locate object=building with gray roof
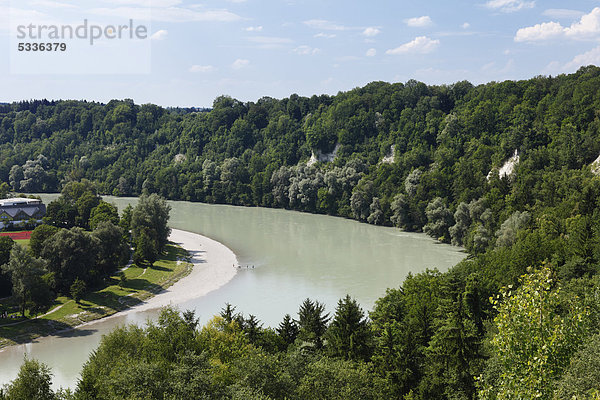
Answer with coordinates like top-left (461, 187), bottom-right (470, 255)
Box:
top-left (0, 198), bottom-right (46, 229)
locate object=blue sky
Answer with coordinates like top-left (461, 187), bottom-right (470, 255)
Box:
top-left (1, 0), bottom-right (600, 107)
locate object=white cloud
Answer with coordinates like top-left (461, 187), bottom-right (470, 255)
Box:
top-left (303, 19), bottom-right (348, 31)
top-left (564, 45), bottom-right (600, 70)
top-left (544, 45), bottom-right (600, 74)
top-left (515, 21), bottom-right (564, 42)
top-left (405, 16), bottom-right (433, 28)
top-left (542, 9), bottom-right (586, 19)
top-left (293, 45), bottom-right (320, 55)
top-left (189, 65), bottom-right (216, 73)
top-left (362, 27), bottom-right (380, 37)
top-left (150, 29), bottom-right (168, 40)
top-left (565, 7), bottom-right (600, 38)
top-left (314, 32), bottom-right (336, 38)
top-left (515, 7), bottom-right (600, 42)
top-left (245, 26), bottom-right (263, 32)
top-left (461, 22), bottom-right (470, 29)
top-left (89, 7), bottom-right (241, 23)
top-left (386, 36), bottom-right (439, 55)
top-left (366, 48), bottom-right (376, 57)
top-left (232, 59), bottom-right (250, 69)
top-left (485, 0), bottom-right (535, 13)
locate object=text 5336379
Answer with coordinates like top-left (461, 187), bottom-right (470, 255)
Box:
top-left (17, 43), bottom-right (67, 52)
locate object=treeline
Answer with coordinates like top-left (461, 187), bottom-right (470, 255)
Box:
top-left (0, 181), bottom-right (171, 316)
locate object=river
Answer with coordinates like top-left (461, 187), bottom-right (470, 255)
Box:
top-left (0, 196), bottom-right (466, 389)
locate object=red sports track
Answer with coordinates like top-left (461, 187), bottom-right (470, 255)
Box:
top-left (0, 231), bottom-right (32, 240)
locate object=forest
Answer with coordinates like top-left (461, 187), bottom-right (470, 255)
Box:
top-left (2, 66), bottom-right (600, 398)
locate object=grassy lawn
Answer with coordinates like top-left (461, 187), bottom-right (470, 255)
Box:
top-left (14, 239), bottom-right (30, 247)
top-left (0, 243), bottom-right (192, 349)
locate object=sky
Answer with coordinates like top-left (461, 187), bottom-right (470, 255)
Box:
top-left (1, 0), bottom-right (600, 107)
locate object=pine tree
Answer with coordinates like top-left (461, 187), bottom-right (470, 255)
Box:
top-left (325, 295), bottom-right (372, 361)
top-left (244, 314), bottom-right (262, 344)
top-left (297, 298), bottom-right (330, 349)
top-left (277, 314), bottom-right (299, 346)
top-left (422, 272), bottom-right (482, 399)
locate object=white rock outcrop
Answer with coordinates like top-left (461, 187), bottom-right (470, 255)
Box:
top-left (381, 145), bottom-right (395, 164)
top-left (307, 143), bottom-right (340, 166)
top-left (487, 150), bottom-right (519, 181)
top-left (173, 153), bottom-right (187, 164)
top-left (591, 153), bottom-right (600, 175)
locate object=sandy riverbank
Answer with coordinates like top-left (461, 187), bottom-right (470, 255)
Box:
top-left (134, 228), bottom-right (239, 311)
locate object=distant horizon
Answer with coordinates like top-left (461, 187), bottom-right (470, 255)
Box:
top-left (1, 65), bottom-right (595, 109)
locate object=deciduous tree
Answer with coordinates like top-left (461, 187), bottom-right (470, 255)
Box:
top-left (2, 245), bottom-right (52, 316)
